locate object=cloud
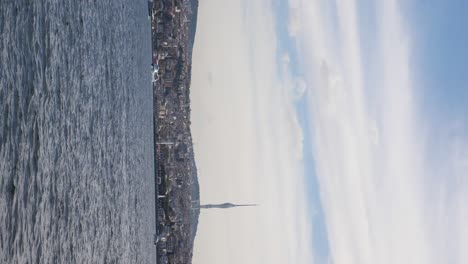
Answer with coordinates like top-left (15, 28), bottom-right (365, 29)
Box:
top-left (190, 0), bottom-right (468, 263)
top-left (291, 0), bottom-right (468, 263)
top-left (288, 7), bottom-right (301, 37)
top-left (281, 52), bottom-right (307, 100)
top-left (292, 78), bottom-right (307, 100)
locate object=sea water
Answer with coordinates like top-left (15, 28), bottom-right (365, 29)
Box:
top-left (0, 0), bottom-right (156, 263)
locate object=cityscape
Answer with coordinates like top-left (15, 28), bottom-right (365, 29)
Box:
top-left (150, 1), bottom-right (200, 263)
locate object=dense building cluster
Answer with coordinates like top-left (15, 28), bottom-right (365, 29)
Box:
top-left (150, 0), bottom-right (200, 263)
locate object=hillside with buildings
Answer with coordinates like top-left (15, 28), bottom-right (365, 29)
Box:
top-left (150, 0), bottom-right (200, 263)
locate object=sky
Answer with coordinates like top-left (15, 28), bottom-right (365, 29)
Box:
top-left (190, 0), bottom-right (468, 263)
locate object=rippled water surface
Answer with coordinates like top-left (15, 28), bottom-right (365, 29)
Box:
top-left (0, 1), bottom-right (156, 263)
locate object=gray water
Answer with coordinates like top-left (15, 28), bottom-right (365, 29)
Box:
top-left (0, 1), bottom-right (156, 263)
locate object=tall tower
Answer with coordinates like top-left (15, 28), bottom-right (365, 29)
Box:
top-left (198, 203), bottom-right (257, 209)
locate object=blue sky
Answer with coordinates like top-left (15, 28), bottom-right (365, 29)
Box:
top-left (273, 0), bottom-right (468, 263)
top-left (275, 0), bottom-right (468, 119)
top-left (272, 1), bottom-right (330, 255)
top-left (407, 0), bottom-right (468, 121)
top-left (273, 0), bottom-right (330, 260)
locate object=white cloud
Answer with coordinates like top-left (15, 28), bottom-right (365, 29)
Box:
top-left (288, 7), bottom-right (302, 37)
top-left (291, 0), bottom-right (468, 263)
top-left (281, 53), bottom-right (307, 100)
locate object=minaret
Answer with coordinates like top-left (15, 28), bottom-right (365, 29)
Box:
top-left (198, 203), bottom-right (258, 209)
